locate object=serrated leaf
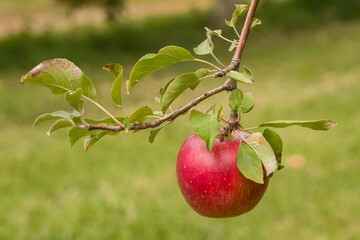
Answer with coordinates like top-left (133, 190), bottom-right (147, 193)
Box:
top-left (33, 111), bottom-right (72, 127)
top-left (237, 143), bottom-right (264, 184)
top-left (20, 58), bottom-right (97, 100)
top-left (187, 107), bottom-right (220, 151)
top-left (258, 120), bottom-right (337, 130)
top-left (126, 106), bottom-right (153, 124)
top-left (65, 88), bottom-right (84, 114)
top-left (245, 132), bottom-right (278, 176)
top-left (68, 127), bottom-right (91, 147)
top-left (225, 4), bottom-right (249, 28)
top-left (47, 119), bottom-right (73, 136)
top-left (127, 46), bottom-right (194, 93)
top-left (193, 38), bottom-right (214, 55)
top-left (228, 89), bottom-right (243, 112)
top-left (226, 66), bottom-right (254, 84)
top-left (263, 129), bottom-right (283, 165)
top-left (240, 92), bottom-right (255, 113)
top-left (160, 70), bottom-right (210, 113)
top-left (148, 122), bottom-right (171, 143)
top-left (103, 63), bottom-right (123, 107)
top-left (251, 18), bottom-right (262, 29)
top-left (84, 130), bottom-right (110, 151)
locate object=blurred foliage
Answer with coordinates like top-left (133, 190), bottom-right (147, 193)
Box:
top-left (1, 0), bottom-right (359, 74)
top-left (0, 11), bottom-right (208, 75)
top-left (256, 0), bottom-right (360, 29)
top-left (56, 0), bottom-right (124, 21)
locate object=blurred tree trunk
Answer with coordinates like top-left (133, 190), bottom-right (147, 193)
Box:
top-left (212, 0), bottom-right (236, 27)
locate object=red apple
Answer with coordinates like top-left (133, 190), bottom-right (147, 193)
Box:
top-left (177, 132), bottom-right (269, 218)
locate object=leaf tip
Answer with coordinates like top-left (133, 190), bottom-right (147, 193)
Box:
top-left (84, 138), bottom-right (90, 151)
top-left (19, 76), bottom-right (25, 86)
top-left (326, 120), bottom-right (337, 129)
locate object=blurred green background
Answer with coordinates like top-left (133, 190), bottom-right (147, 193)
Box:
top-left (0, 0), bottom-right (359, 239)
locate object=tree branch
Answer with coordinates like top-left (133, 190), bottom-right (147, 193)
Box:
top-left (214, 0), bottom-right (260, 78)
top-left (85, 85), bottom-right (226, 132)
top-left (83, 0), bottom-right (260, 136)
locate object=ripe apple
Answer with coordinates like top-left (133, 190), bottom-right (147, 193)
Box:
top-left (177, 132), bottom-right (269, 218)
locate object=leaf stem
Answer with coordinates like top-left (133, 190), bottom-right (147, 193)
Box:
top-left (83, 96), bottom-right (124, 128)
top-left (215, 34), bottom-right (238, 44)
top-left (211, 53), bottom-right (226, 68)
top-left (87, 85), bottom-right (226, 132)
top-left (193, 58), bottom-right (221, 71)
top-left (233, 26), bottom-right (241, 39)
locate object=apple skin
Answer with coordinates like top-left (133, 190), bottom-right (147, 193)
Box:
top-left (177, 133), bottom-right (269, 218)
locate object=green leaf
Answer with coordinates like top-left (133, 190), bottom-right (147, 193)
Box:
top-left (229, 41), bottom-right (238, 52)
top-left (228, 89), bottom-right (243, 112)
top-left (84, 130), bottom-right (110, 151)
top-left (127, 46), bottom-right (194, 93)
top-left (225, 4), bottom-right (249, 27)
top-left (103, 63), bottom-right (123, 107)
top-left (205, 27), bottom-right (222, 37)
top-left (217, 104), bottom-right (223, 121)
top-left (263, 129), bottom-right (283, 165)
top-left (126, 106), bottom-right (153, 123)
top-left (187, 107), bottom-right (220, 151)
top-left (237, 143), bottom-right (264, 184)
top-left (240, 92), bottom-right (255, 113)
top-left (160, 70), bottom-right (210, 113)
top-left (68, 127), bottom-right (91, 147)
top-left (148, 122), bottom-right (170, 143)
top-left (193, 38), bottom-right (214, 55)
top-left (195, 68), bottom-right (211, 78)
top-left (69, 108), bottom-right (81, 117)
top-left (20, 58), bottom-right (97, 100)
top-left (226, 66), bottom-right (254, 84)
top-left (245, 132), bottom-right (278, 176)
top-left (251, 18), bottom-right (262, 29)
top-left (214, 29), bottom-right (222, 35)
top-left (258, 119), bottom-right (337, 130)
top-left (189, 109), bottom-right (203, 120)
top-left (33, 111), bottom-right (72, 127)
top-left (47, 119), bottom-right (73, 136)
top-left (64, 88), bottom-right (84, 114)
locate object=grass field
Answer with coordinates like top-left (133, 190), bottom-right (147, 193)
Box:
top-left (0, 5), bottom-right (360, 240)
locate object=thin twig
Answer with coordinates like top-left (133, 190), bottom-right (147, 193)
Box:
top-left (84, 85), bottom-right (226, 132)
top-left (83, 0), bottom-right (260, 136)
top-left (214, 0), bottom-right (260, 78)
top-left (193, 58), bottom-right (221, 71)
top-left (83, 96), bottom-right (125, 128)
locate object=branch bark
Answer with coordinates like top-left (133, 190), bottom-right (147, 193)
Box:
top-left (85, 85), bottom-right (226, 132)
top-left (218, 0), bottom-right (260, 140)
top-left (214, 0), bottom-right (260, 78)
